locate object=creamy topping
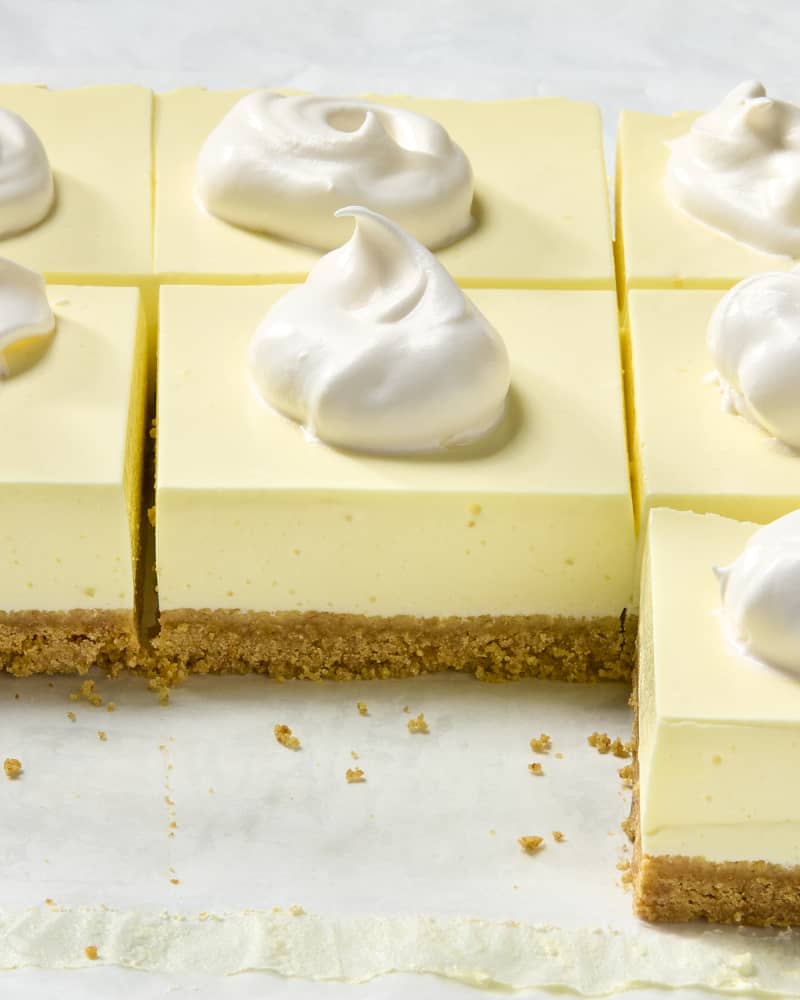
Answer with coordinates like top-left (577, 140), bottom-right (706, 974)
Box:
top-left (715, 510), bottom-right (800, 676)
top-left (707, 270), bottom-right (800, 448)
top-left (666, 81), bottom-right (800, 256)
top-left (249, 207), bottom-right (509, 454)
top-left (0, 108), bottom-right (54, 238)
top-left (196, 91), bottom-right (473, 250)
top-left (0, 258), bottom-right (55, 378)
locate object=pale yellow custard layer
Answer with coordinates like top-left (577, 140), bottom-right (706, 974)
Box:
top-left (155, 90), bottom-right (614, 288)
top-left (639, 509), bottom-right (800, 866)
top-left (156, 287), bottom-right (633, 617)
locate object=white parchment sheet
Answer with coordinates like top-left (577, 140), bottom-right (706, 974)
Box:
top-left (1, 672), bottom-right (798, 997)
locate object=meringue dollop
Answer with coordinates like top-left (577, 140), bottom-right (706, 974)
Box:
top-left (196, 91), bottom-right (473, 251)
top-left (0, 257), bottom-right (55, 378)
top-left (248, 207), bottom-right (510, 454)
top-left (666, 81), bottom-right (800, 257)
top-left (707, 270), bottom-right (800, 449)
top-left (0, 108), bottom-right (54, 238)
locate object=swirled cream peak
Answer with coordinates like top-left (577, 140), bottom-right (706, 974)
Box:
top-left (707, 270), bottom-right (800, 448)
top-left (0, 258), bottom-right (55, 378)
top-left (196, 91), bottom-right (473, 251)
top-left (666, 81), bottom-right (800, 256)
top-left (715, 511), bottom-right (800, 676)
top-left (0, 108), bottom-right (54, 238)
top-left (249, 207), bottom-right (510, 454)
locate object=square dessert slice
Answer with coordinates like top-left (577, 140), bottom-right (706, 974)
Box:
top-left (627, 289), bottom-right (800, 532)
top-left (633, 508), bottom-right (800, 926)
top-left (154, 286), bottom-right (634, 681)
top-left (0, 86), bottom-right (155, 325)
top-left (155, 90), bottom-right (613, 289)
top-left (616, 109), bottom-right (798, 291)
top-left (0, 286), bottom-right (147, 675)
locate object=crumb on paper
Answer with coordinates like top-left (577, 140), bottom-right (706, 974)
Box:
top-left (350, 750), bottom-right (359, 760)
top-left (289, 904), bottom-right (305, 916)
top-left (587, 731), bottom-right (612, 753)
top-left (97, 731), bottom-right (107, 742)
top-left (274, 724), bottom-right (301, 750)
top-left (611, 738), bottom-right (632, 759)
top-left (106, 702), bottom-right (116, 713)
top-left (552, 830), bottom-right (565, 843)
top-left (346, 767), bottom-right (365, 783)
top-left (45, 898), bottom-right (55, 907)
top-left (518, 835), bottom-right (544, 855)
top-left (69, 680), bottom-right (103, 707)
top-left (528, 762), bottom-right (544, 776)
top-left (356, 701), bottom-right (368, 716)
top-left (402, 705), bottom-right (410, 714)
top-left (3, 758), bottom-right (22, 780)
top-left (618, 763), bottom-right (634, 787)
top-left (84, 945), bottom-right (99, 961)
top-left (170, 878), bottom-right (180, 886)
top-left (529, 733), bottom-right (551, 754)
top-left (407, 712), bottom-right (428, 734)
top-left (147, 680), bottom-right (170, 706)
top-left (67, 711), bottom-right (76, 722)
top-left (554, 752), bottom-right (564, 759)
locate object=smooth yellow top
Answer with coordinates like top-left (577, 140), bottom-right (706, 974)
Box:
top-left (155, 90), bottom-right (614, 288)
top-left (156, 286), bottom-right (633, 616)
top-left (0, 286), bottom-right (146, 611)
top-left (0, 85), bottom-right (152, 279)
top-left (638, 509), bottom-right (800, 864)
top-left (616, 110), bottom-right (798, 289)
top-left (629, 289), bottom-right (800, 528)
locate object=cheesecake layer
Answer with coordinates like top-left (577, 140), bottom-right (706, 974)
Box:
top-left (615, 110), bottom-right (798, 291)
top-left (0, 86), bottom-right (154, 322)
top-left (155, 91), bottom-right (614, 288)
top-left (156, 286), bottom-right (634, 675)
top-left (155, 609), bottom-right (634, 683)
top-left (634, 508), bottom-right (800, 924)
top-left (0, 286), bottom-right (147, 674)
top-left (628, 290), bottom-right (800, 533)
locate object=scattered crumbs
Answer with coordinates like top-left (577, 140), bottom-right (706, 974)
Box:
top-left (356, 701), bottom-right (368, 716)
top-left (407, 712), bottom-right (429, 734)
top-left (552, 830), bottom-right (565, 843)
top-left (106, 702), bottom-right (116, 713)
top-left (147, 680), bottom-right (170, 706)
top-left (3, 758), bottom-right (22, 780)
top-left (528, 762), bottom-right (544, 776)
top-left (518, 835), bottom-right (544, 855)
top-left (529, 733), bottom-right (551, 754)
top-left (170, 878), bottom-right (181, 886)
top-left (147, 506), bottom-right (156, 527)
top-left (611, 738), bottom-right (632, 759)
top-left (402, 705), bottom-right (410, 714)
top-left (618, 764), bottom-right (635, 787)
top-left (69, 680), bottom-right (103, 707)
top-left (67, 711), bottom-right (76, 722)
top-left (346, 767), bottom-right (366, 783)
top-left (350, 751), bottom-right (359, 760)
top-left (97, 731), bottom-right (107, 742)
top-left (712, 753), bottom-right (723, 765)
top-left (617, 860), bottom-right (634, 888)
top-left (45, 898), bottom-right (55, 907)
top-left (587, 731), bottom-right (612, 754)
top-left (554, 752), bottom-right (564, 760)
top-left (289, 904), bottom-right (305, 917)
top-left (84, 945), bottom-right (99, 961)
top-left (274, 724), bottom-right (301, 750)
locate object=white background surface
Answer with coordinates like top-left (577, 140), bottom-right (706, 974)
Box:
top-left (2, 1), bottom-right (800, 996)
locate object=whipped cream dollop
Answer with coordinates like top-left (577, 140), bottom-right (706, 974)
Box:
top-left (0, 257), bottom-right (55, 378)
top-left (715, 510), bottom-right (800, 676)
top-left (196, 91), bottom-right (473, 251)
top-left (0, 108), bottom-right (54, 238)
top-left (666, 81), bottom-right (800, 257)
top-left (249, 207), bottom-right (510, 454)
top-left (707, 270), bottom-right (800, 448)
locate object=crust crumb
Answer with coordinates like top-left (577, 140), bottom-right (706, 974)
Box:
top-left (528, 762), bottom-right (544, 776)
top-left (346, 767), bottom-right (365, 783)
top-left (402, 705), bottom-right (410, 713)
top-left (407, 712), bottom-right (429, 734)
top-left (587, 731), bottom-right (612, 753)
top-left (97, 730), bottom-right (107, 742)
top-left (69, 680), bottom-right (103, 707)
top-left (356, 701), bottom-right (368, 716)
top-left (274, 724), bottom-right (301, 750)
top-left (67, 711), bottom-right (76, 722)
top-left (350, 750), bottom-right (359, 760)
top-left (611, 738), bottom-right (632, 759)
top-left (529, 733), bottom-right (551, 754)
top-left (170, 878), bottom-right (180, 886)
top-left (618, 763), bottom-right (634, 787)
top-left (518, 835), bottom-right (544, 855)
top-left (84, 945), bottom-right (99, 961)
top-left (3, 757), bottom-right (22, 780)
top-left (554, 752), bottom-right (564, 759)
top-left (106, 702), bottom-right (116, 713)
top-left (147, 680), bottom-right (170, 706)
top-left (552, 830), bottom-right (565, 843)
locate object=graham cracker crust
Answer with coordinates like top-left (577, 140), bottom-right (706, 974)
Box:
top-left (153, 608), bottom-right (635, 685)
top-left (628, 667), bottom-right (800, 927)
top-left (0, 609), bottom-right (140, 678)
